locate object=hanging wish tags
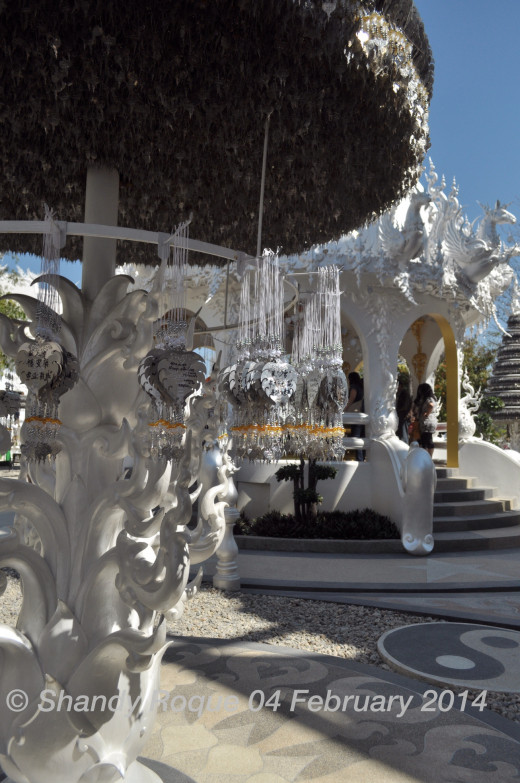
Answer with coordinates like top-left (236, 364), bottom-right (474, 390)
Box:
top-left (48, 351), bottom-right (80, 399)
top-left (317, 369), bottom-right (349, 411)
top-left (16, 340), bottom-right (64, 393)
top-left (226, 364), bottom-right (237, 394)
top-left (242, 360), bottom-right (261, 399)
top-left (230, 360), bottom-right (251, 404)
top-left (225, 362), bottom-right (247, 405)
top-left (260, 361), bottom-right (298, 404)
top-left (247, 362), bottom-right (269, 404)
top-left (292, 374), bottom-right (306, 410)
top-left (218, 365), bottom-right (239, 406)
top-left (331, 369), bottom-right (349, 410)
top-left (305, 369), bottom-right (322, 409)
top-left (138, 350), bottom-right (163, 403)
top-left (157, 349), bottom-right (206, 405)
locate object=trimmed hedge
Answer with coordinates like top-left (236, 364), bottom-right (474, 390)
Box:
top-left (235, 508), bottom-right (399, 540)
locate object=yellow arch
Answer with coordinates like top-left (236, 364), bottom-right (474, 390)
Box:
top-left (430, 314), bottom-right (459, 468)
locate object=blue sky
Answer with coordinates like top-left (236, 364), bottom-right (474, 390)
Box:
top-left (415, 0), bottom-right (520, 223)
top-left (7, 2), bottom-right (520, 286)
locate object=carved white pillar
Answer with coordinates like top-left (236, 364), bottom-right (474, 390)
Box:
top-left (81, 166), bottom-right (119, 301)
top-left (0, 273), bottom-right (227, 783)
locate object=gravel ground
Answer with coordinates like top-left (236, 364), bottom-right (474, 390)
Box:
top-left (1, 575), bottom-right (519, 725)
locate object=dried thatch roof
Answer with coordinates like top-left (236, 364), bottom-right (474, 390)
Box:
top-left (0, 0), bottom-right (433, 265)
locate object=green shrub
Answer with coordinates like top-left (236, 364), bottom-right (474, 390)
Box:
top-left (235, 508), bottom-right (399, 540)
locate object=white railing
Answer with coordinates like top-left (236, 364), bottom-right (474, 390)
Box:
top-left (342, 412), bottom-right (370, 452)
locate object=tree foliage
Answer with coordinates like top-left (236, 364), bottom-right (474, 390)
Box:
top-left (275, 458), bottom-right (337, 522)
top-left (434, 336), bottom-right (505, 445)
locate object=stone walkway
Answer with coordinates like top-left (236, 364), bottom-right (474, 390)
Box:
top-left (141, 636), bottom-right (520, 782)
top-left (136, 546), bottom-right (520, 782)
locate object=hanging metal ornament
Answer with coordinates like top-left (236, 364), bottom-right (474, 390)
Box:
top-left (15, 207), bottom-right (79, 461)
top-left (16, 341), bottom-right (79, 461)
top-left (260, 361), bottom-right (298, 406)
top-left (16, 338), bottom-right (64, 461)
top-left (223, 253), bottom-right (296, 461)
top-left (289, 266), bottom-right (347, 460)
top-left (138, 222), bottom-right (206, 461)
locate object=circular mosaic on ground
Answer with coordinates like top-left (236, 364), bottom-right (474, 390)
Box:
top-left (378, 622), bottom-right (520, 692)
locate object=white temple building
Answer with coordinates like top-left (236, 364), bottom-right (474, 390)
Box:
top-left (173, 163), bottom-right (520, 555)
top-left (3, 165), bottom-right (520, 556)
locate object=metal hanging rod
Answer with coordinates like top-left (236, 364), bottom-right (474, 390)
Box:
top-left (0, 220), bottom-right (248, 263)
top-left (0, 218), bottom-right (300, 334)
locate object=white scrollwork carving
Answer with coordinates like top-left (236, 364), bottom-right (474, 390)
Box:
top-left (458, 367), bottom-right (483, 441)
top-left (0, 274), bottom-right (225, 783)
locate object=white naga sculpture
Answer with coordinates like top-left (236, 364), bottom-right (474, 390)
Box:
top-left (287, 161), bottom-right (520, 333)
top-left (400, 443), bottom-right (436, 555)
top-left (379, 189), bottom-right (431, 268)
top-left (0, 273), bottom-right (228, 783)
top-left (458, 367), bottom-right (483, 441)
top-left (443, 200), bottom-right (519, 284)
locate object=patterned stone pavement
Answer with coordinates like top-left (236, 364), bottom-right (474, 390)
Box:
top-left (140, 637), bottom-right (520, 783)
top-left (139, 544), bottom-right (520, 781)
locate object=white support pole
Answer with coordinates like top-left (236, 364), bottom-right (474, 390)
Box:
top-left (82, 166), bottom-right (120, 301)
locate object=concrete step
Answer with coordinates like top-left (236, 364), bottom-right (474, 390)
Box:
top-left (433, 525), bottom-right (520, 552)
top-left (432, 461), bottom-right (519, 549)
top-left (433, 486), bottom-right (496, 503)
top-left (235, 525), bottom-right (520, 554)
top-left (435, 477), bottom-right (474, 491)
top-left (433, 498), bottom-right (510, 517)
top-left (433, 510), bottom-right (520, 533)
top-left (434, 467), bottom-right (458, 479)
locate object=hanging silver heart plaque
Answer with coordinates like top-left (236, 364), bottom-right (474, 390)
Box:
top-left (157, 349), bottom-right (206, 405)
top-left (16, 340), bottom-right (64, 393)
top-left (260, 361), bottom-right (298, 404)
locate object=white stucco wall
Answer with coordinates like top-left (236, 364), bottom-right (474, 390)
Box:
top-left (236, 460), bottom-right (373, 518)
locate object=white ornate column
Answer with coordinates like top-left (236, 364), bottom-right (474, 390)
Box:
top-left (0, 269), bottom-right (227, 783)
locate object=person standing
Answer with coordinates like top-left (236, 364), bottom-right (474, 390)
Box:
top-left (395, 374), bottom-right (412, 443)
top-left (345, 371), bottom-right (364, 461)
top-left (413, 383), bottom-right (437, 457)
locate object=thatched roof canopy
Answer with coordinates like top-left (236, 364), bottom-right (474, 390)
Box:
top-left (0, 0), bottom-right (433, 264)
